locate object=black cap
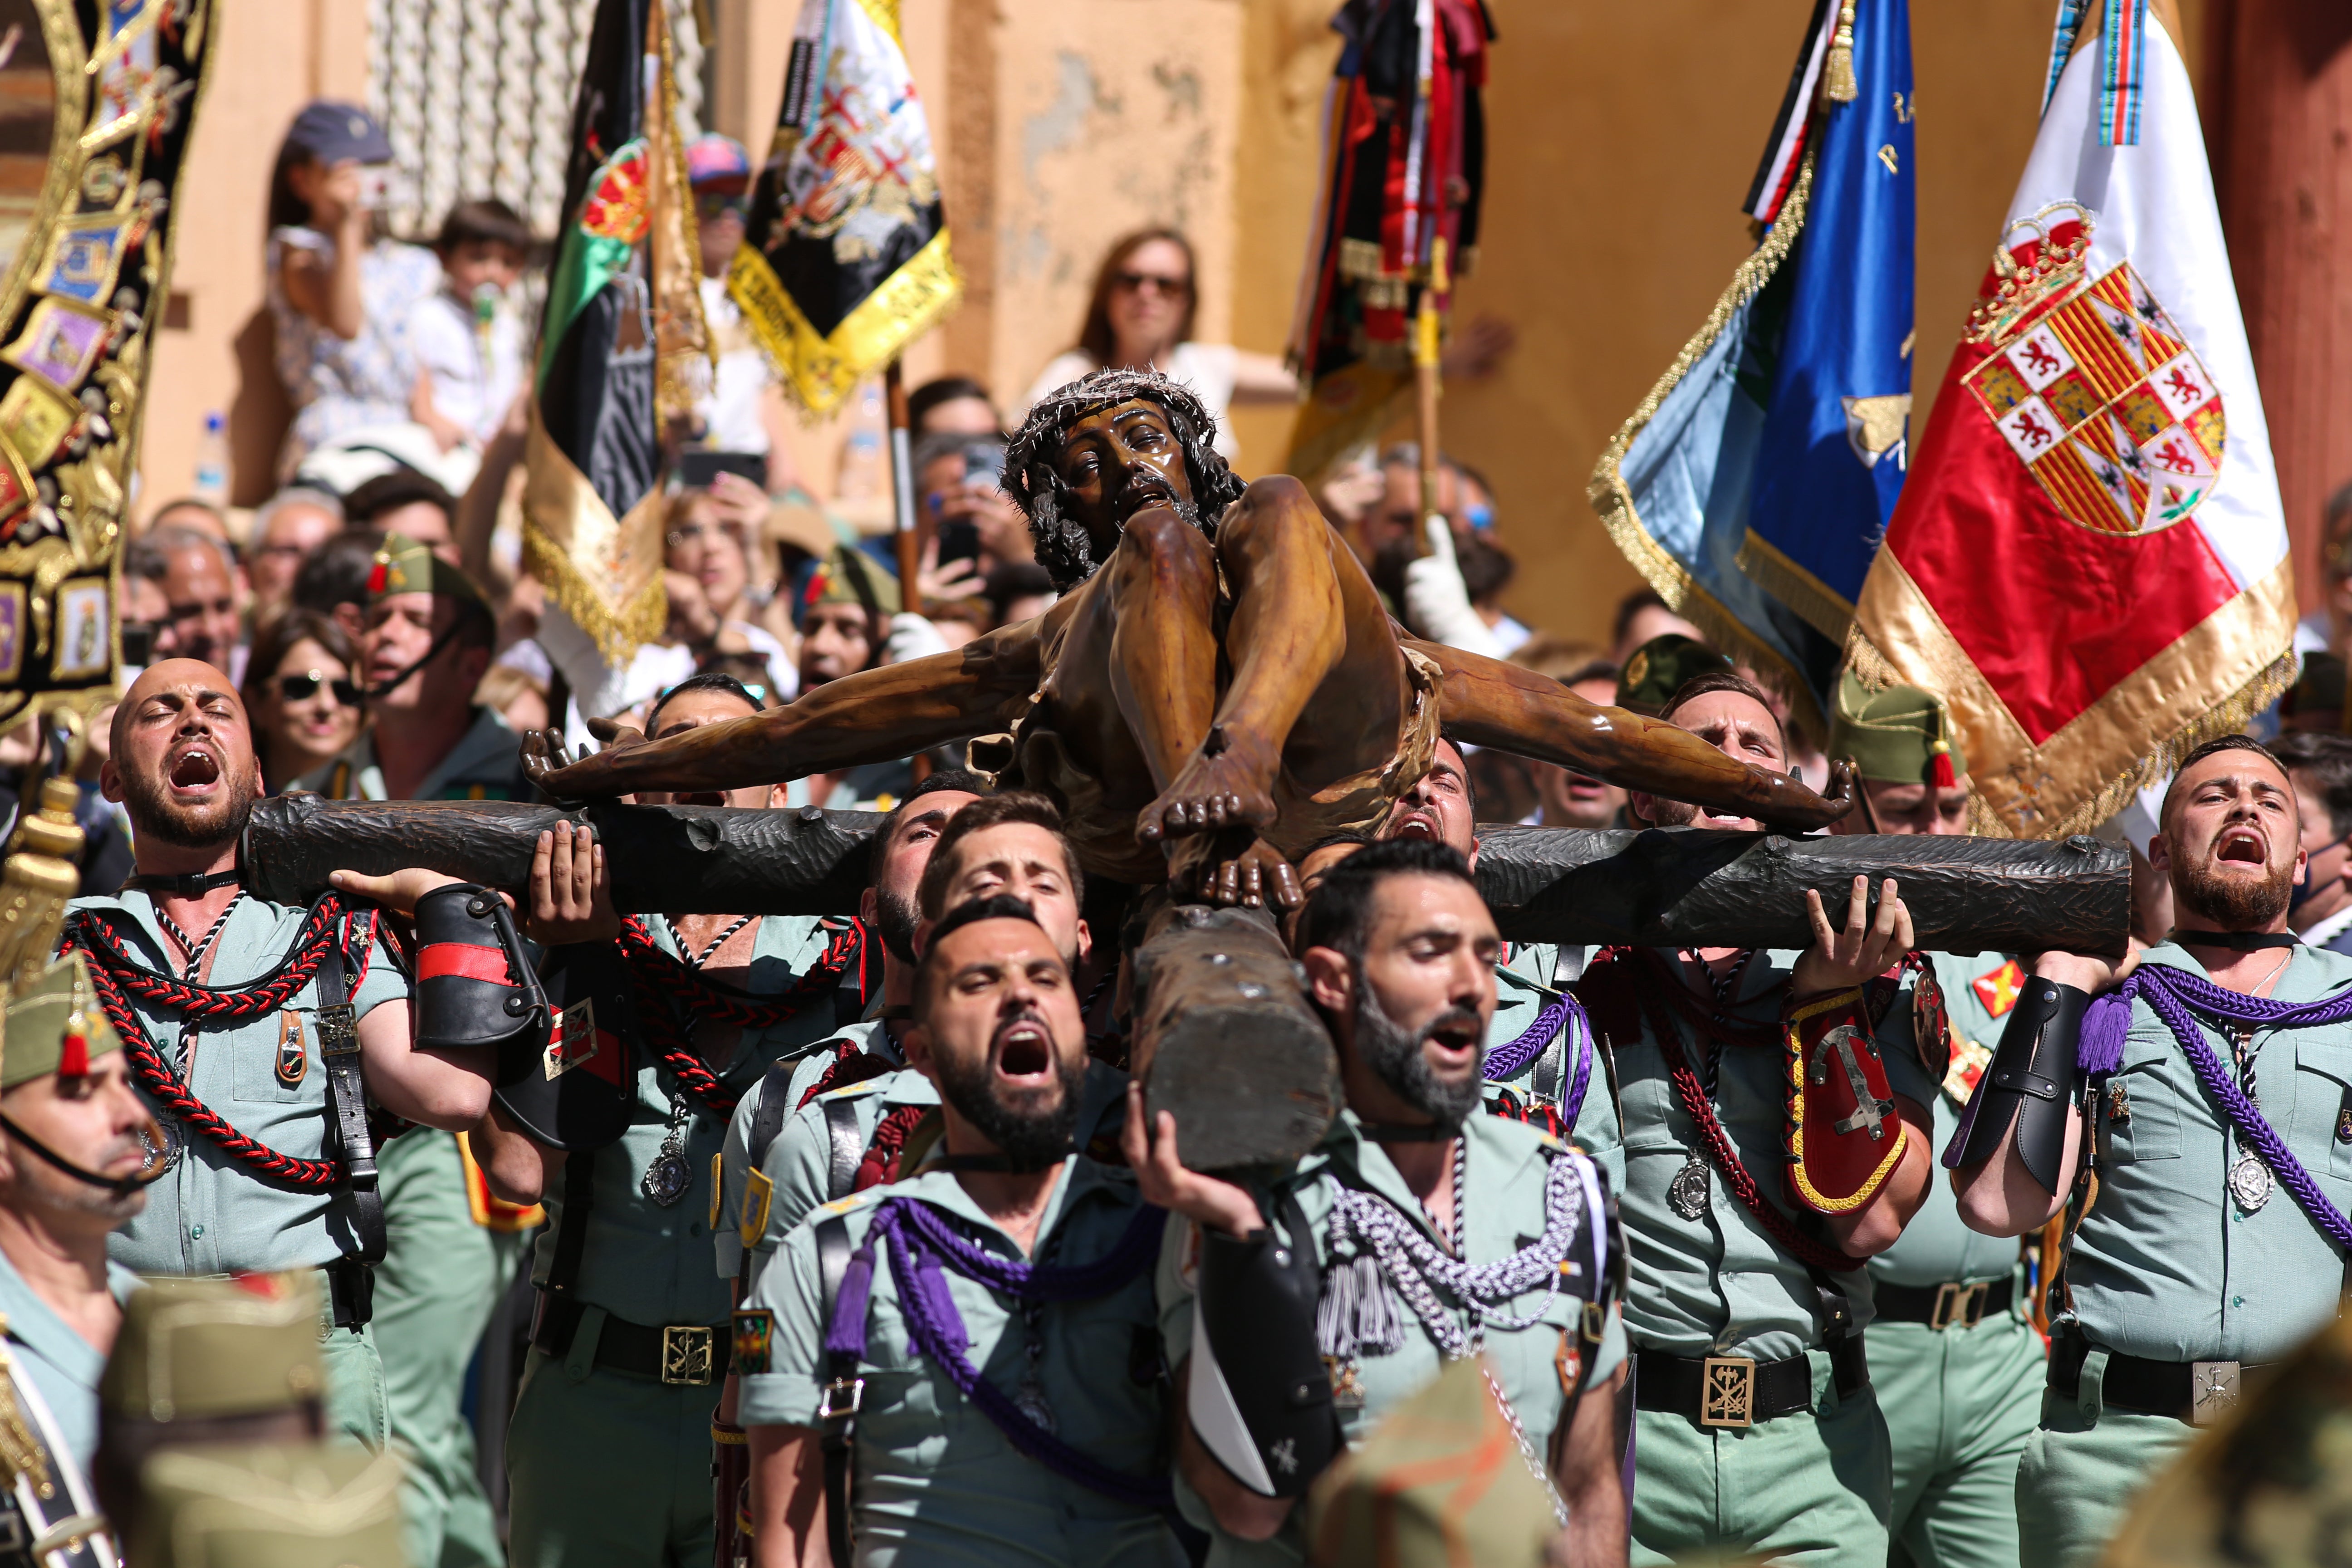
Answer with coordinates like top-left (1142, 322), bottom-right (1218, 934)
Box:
top-left (286, 101), bottom-right (394, 166)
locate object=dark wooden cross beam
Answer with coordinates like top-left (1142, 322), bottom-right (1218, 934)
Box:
top-left (244, 797), bottom-right (2132, 959)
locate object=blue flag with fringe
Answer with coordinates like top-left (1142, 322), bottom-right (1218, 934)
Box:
top-left (1589, 0), bottom-right (1915, 726)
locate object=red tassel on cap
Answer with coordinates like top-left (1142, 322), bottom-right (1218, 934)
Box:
top-left (58, 1027), bottom-right (87, 1079)
top-left (367, 560), bottom-right (388, 594)
top-left (1930, 744), bottom-right (1956, 790)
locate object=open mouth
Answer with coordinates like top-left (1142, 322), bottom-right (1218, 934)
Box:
top-left (1423, 1013), bottom-right (1481, 1063)
top-left (2215, 827), bottom-right (2268, 866)
top-left (1115, 478), bottom-right (1179, 520)
top-left (1389, 810), bottom-right (1441, 842)
top-left (675, 791), bottom-right (725, 809)
top-left (1563, 774), bottom-right (1607, 799)
top-left (992, 1013), bottom-right (1055, 1079)
top-left (167, 745), bottom-right (221, 794)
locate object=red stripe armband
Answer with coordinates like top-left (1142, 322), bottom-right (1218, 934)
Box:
top-left (416, 943), bottom-right (517, 987)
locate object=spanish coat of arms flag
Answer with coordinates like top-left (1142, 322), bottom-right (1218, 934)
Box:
top-left (1848, 4), bottom-right (2293, 840)
top-left (523, 0), bottom-right (707, 671)
top-left (726, 0), bottom-right (959, 418)
top-left (1589, 0), bottom-right (1912, 726)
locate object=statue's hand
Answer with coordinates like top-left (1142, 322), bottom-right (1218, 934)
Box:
top-left (1135, 725), bottom-right (1281, 845)
top-left (1166, 827), bottom-right (1303, 911)
top-left (519, 722), bottom-right (642, 803)
top-left (1757, 755), bottom-right (1858, 834)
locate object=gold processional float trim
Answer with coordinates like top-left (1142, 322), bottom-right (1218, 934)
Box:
top-left (0, 0), bottom-right (212, 735)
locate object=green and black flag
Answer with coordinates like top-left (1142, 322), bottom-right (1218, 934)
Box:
top-left (524, 0), bottom-right (708, 665)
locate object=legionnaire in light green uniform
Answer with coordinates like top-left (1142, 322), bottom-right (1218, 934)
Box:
top-left (1946, 737), bottom-right (2352, 1568)
top-left (1826, 673), bottom-right (2044, 1568)
top-left (290, 536), bottom-right (532, 1568)
top-left (1573, 669), bottom-right (1940, 1568)
top-left (1143, 841), bottom-right (1626, 1568)
top-left (76, 662), bottom-right (500, 1466)
top-left (739, 899), bottom-right (1181, 1565)
top-left (98, 1273), bottom-right (404, 1568)
top-left (500, 906), bottom-right (850, 1568)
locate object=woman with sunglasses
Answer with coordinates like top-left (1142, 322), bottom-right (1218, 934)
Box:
top-left (241, 608), bottom-right (365, 792)
top-left (1016, 227), bottom-right (1298, 463)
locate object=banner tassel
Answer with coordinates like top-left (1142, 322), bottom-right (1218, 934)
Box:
top-left (1822, 0), bottom-right (1859, 103)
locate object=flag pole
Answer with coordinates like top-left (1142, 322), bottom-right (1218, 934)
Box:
top-left (884, 358), bottom-right (921, 595)
top-left (1412, 239), bottom-right (1449, 549)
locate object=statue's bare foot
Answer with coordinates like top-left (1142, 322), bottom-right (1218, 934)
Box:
top-left (1167, 828), bottom-right (1303, 911)
top-left (521, 719), bottom-right (644, 802)
top-left (1135, 725), bottom-right (1281, 845)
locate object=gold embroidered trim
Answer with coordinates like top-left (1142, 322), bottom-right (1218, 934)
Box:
top-left (730, 226), bottom-right (962, 419)
top-left (1587, 151), bottom-right (1824, 735)
top-left (1736, 528), bottom-right (1857, 645)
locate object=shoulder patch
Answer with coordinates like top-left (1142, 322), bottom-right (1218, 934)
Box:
top-left (1973, 960), bottom-right (2025, 1018)
top-left (731, 1308), bottom-right (774, 1376)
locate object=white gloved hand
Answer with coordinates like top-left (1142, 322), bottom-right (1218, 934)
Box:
top-left (1402, 516), bottom-right (1504, 657)
top-left (884, 612), bottom-right (951, 665)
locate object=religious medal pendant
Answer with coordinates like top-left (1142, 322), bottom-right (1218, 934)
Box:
top-left (1013, 1373), bottom-right (1057, 1435)
top-left (149, 1118), bottom-right (183, 1175)
top-left (1013, 1305), bottom-right (1056, 1433)
top-left (641, 1099), bottom-right (693, 1208)
top-left (1323, 1355), bottom-right (1367, 1411)
top-left (2229, 1150), bottom-right (2273, 1215)
top-left (1669, 1154), bottom-right (1710, 1221)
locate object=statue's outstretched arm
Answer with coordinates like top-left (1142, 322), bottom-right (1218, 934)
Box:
top-left (1412, 638), bottom-right (1853, 832)
top-left (524, 619), bottom-right (1046, 799)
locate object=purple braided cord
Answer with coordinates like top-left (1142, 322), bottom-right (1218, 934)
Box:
top-left (2114, 964), bottom-right (2352, 1252)
top-left (823, 1197), bottom-right (1173, 1512)
top-left (1484, 993), bottom-right (1596, 1127)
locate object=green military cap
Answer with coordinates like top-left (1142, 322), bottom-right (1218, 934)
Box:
top-left (102, 1274), bottom-right (324, 1424)
top-left (795, 545), bottom-right (901, 622)
top-left (128, 1442), bottom-right (404, 1568)
top-left (2282, 652), bottom-right (2347, 730)
top-left (1616, 632), bottom-right (1730, 716)
top-left (366, 532), bottom-right (485, 608)
top-left (5, 952), bottom-right (122, 1087)
top-left (1304, 1356), bottom-right (1561, 1568)
top-left (1828, 669), bottom-right (1968, 786)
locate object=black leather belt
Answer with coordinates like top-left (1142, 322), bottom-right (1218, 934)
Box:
top-left (323, 1258), bottom-right (373, 1328)
top-left (1635, 1338), bottom-right (1868, 1429)
top-left (1873, 1275), bottom-right (2014, 1329)
top-left (2047, 1330), bottom-right (2271, 1426)
top-left (532, 1292), bottom-right (722, 1386)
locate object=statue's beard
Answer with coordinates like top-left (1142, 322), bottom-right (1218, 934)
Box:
top-left (1351, 985), bottom-right (1485, 1129)
top-left (117, 759), bottom-right (258, 853)
top-left (1038, 488), bottom-right (1202, 589)
top-left (931, 1023), bottom-right (1084, 1171)
top-left (2175, 846), bottom-right (2295, 931)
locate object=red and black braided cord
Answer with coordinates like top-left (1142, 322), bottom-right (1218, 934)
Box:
top-left (65, 897), bottom-right (377, 1193)
top-left (1621, 950), bottom-right (1867, 1274)
top-left (617, 917), bottom-right (865, 1116)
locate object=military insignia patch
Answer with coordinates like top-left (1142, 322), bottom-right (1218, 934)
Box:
top-left (1555, 1328), bottom-right (1582, 1397)
top-left (740, 1169), bottom-right (774, 1249)
top-left (275, 1009), bottom-right (306, 1087)
top-left (1962, 205), bottom-right (2224, 538)
top-left (544, 1000), bottom-right (602, 1079)
top-left (1972, 960), bottom-right (2025, 1019)
top-left (1943, 1037), bottom-right (1991, 1105)
top-left (731, 1309), bottom-right (774, 1376)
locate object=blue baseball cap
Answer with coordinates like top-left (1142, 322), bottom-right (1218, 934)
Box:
top-left (285, 101), bottom-right (394, 166)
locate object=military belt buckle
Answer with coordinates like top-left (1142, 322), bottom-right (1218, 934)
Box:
top-left (1931, 1281), bottom-right (1988, 1331)
top-left (1699, 1355), bottom-right (1755, 1429)
top-left (818, 1376), bottom-right (865, 1423)
top-left (661, 1324), bottom-right (715, 1386)
top-left (2190, 1360), bottom-right (2242, 1427)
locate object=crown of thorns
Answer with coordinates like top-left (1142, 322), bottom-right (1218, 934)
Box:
top-left (1002, 367), bottom-right (1228, 522)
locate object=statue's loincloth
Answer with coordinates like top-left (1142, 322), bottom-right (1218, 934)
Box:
top-left (970, 644), bottom-right (1445, 884)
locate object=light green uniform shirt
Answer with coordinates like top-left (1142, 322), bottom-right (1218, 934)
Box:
top-left (1869, 952), bottom-right (2024, 1289)
top-left (2067, 940), bottom-right (2352, 1364)
top-left (81, 893), bottom-right (411, 1275)
top-left (743, 1157), bottom-right (1183, 1567)
top-left (0, 1249), bottom-right (141, 1473)
top-left (529, 916), bottom-right (850, 1328)
top-left (713, 1017), bottom-right (898, 1280)
top-left (290, 705), bottom-right (528, 801)
top-left (1157, 1109), bottom-right (1627, 1568)
top-left (729, 1060), bottom-right (1132, 1294)
top-left (1485, 941), bottom-right (1621, 1165)
top-left (1612, 948), bottom-right (1932, 1360)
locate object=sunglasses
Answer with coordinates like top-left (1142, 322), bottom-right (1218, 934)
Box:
top-left (1112, 270), bottom-right (1189, 297)
top-left (279, 670), bottom-right (362, 706)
